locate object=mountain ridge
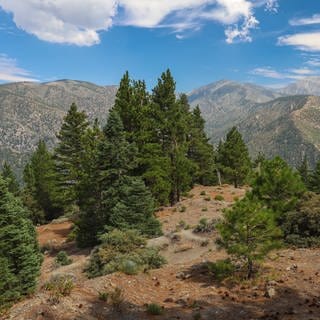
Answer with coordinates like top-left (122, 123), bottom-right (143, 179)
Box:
top-left (1, 78), bottom-right (320, 176)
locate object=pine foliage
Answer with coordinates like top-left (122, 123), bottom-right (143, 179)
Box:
top-left (217, 195), bottom-right (282, 278)
top-left (216, 127), bottom-right (251, 188)
top-left (0, 176), bottom-right (42, 309)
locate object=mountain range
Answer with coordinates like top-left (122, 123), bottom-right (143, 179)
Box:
top-left (1, 77), bottom-right (320, 177)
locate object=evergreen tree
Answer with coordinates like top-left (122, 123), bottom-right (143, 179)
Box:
top-left (217, 195), bottom-right (282, 279)
top-left (217, 127), bottom-right (251, 188)
top-left (0, 176), bottom-right (42, 308)
top-left (54, 103), bottom-right (89, 209)
top-left (1, 162), bottom-right (19, 195)
top-left (109, 177), bottom-right (161, 237)
top-left (297, 156), bottom-right (310, 188)
top-left (152, 70), bottom-right (194, 205)
top-left (252, 157), bottom-right (306, 219)
top-left (309, 160), bottom-right (320, 193)
top-left (76, 110), bottom-right (161, 247)
top-left (188, 105), bottom-right (216, 185)
top-left (23, 140), bottom-right (62, 223)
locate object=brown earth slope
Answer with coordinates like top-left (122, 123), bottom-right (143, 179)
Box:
top-left (3, 185), bottom-right (320, 320)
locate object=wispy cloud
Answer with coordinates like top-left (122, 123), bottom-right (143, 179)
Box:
top-left (278, 32), bottom-right (320, 52)
top-left (0, 54), bottom-right (38, 82)
top-left (264, 0), bottom-right (279, 13)
top-left (290, 14), bottom-right (320, 26)
top-left (0, 0), bottom-right (278, 46)
top-left (250, 66), bottom-right (319, 80)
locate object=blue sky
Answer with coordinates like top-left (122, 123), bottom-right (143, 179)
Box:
top-left (0, 0), bottom-right (320, 92)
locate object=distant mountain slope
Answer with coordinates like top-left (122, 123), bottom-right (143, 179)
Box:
top-left (280, 77), bottom-right (320, 96)
top-left (1, 78), bottom-right (320, 177)
top-left (238, 95), bottom-right (320, 168)
top-left (188, 80), bottom-right (283, 142)
top-left (0, 80), bottom-right (117, 175)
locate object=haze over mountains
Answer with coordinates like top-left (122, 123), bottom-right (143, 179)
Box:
top-left (1, 77), bottom-right (320, 175)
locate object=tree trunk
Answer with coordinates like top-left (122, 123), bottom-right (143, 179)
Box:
top-left (247, 258), bottom-right (253, 279)
top-left (216, 169), bottom-right (222, 186)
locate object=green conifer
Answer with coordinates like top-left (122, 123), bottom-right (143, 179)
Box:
top-left (54, 103), bottom-right (88, 208)
top-left (0, 176), bottom-right (41, 308)
top-left (309, 160), bottom-right (320, 193)
top-left (1, 162), bottom-right (20, 195)
top-left (217, 127), bottom-right (251, 187)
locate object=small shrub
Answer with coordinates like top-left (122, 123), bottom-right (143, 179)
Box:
top-left (66, 227), bottom-right (77, 242)
top-left (194, 218), bottom-right (216, 233)
top-left (98, 291), bottom-right (109, 301)
top-left (282, 192), bottom-right (320, 247)
top-left (201, 239), bottom-right (209, 247)
top-left (200, 191), bottom-right (206, 196)
top-left (233, 196), bottom-right (239, 202)
top-left (179, 206), bottom-right (187, 213)
top-left (208, 259), bottom-right (235, 281)
top-left (120, 260), bottom-right (139, 275)
top-left (201, 207), bottom-right (208, 212)
top-left (109, 287), bottom-right (124, 311)
top-left (86, 229), bottom-right (166, 278)
top-left (55, 251), bottom-right (72, 266)
top-left (44, 274), bottom-right (74, 304)
top-left (204, 196), bottom-right (211, 201)
top-left (147, 303), bottom-right (163, 315)
top-left (214, 195), bottom-right (224, 201)
top-left (176, 220), bottom-right (186, 231)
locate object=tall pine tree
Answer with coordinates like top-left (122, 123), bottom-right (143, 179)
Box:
top-left (23, 140), bottom-right (62, 223)
top-left (1, 162), bottom-right (20, 196)
top-left (76, 110), bottom-right (161, 247)
top-left (310, 160), bottom-right (320, 193)
top-left (54, 103), bottom-right (89, 209)
top-left (0, 175), bottom-right (42, 309)
top-left (217, 127), bottom-right (251, 188)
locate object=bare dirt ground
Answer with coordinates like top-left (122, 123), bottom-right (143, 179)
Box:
top-left (3, 185), bottom-right (320, 320)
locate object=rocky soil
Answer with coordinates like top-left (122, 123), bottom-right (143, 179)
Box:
top-left (2, 185), bottom-right (320, 320)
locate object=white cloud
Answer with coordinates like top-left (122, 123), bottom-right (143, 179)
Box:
top-left (250, 66), bottom-right (319, 80)
top-left (225, 14), bottom-right (259, 44)
top-left (290, 14), bottom-right (320, 26)
top-left (288, 68), bottom-right (316, 76)
top-left (278, 32), bottom-right (320, 52)
top-left (264, 0), bottom-right (278, 13)
top-left (0, 0), bottom-right (277, 46)
top-left (306, 58), bottom-right (320, 67)
top-left (0, 0), bottom-right (117, 46)
top-left (0, 54), bottom-right (39, 82)
top-left (251, 67), bottom-right (284, 79)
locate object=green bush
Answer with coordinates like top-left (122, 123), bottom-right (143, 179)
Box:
top-left (207, 259), bottom-right (235, 281)
top-left (179, 206), bottom-right (187, 212)
top-left (201, 207), bottom-right (208, 212)
top-left (200, 191), bottom-right (206, 196)
top-left (214, 194), bottom-right (224, 201)
top-left (55, 251), bottom-right (72, 266)
top-left (86, 229), bottom-right (166, 278)
top-left (120, 260), bottom-right (139, 275)
top-left (204, 196), bottom-right (211, 201)
top-left (109, 287), bottom-right (124, 311)
top-left (282, 192), bottom-right (320, 247)
top-left (146, 303), bottom-right (164, 315)
top-left (98, 291), bottom-right (109, 301)
top-left (44, 274), bottom-right (74, 304)
top-left (194, 218), bottom-right (216, 233)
